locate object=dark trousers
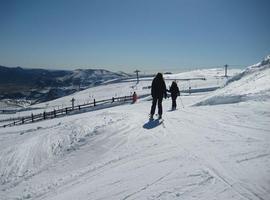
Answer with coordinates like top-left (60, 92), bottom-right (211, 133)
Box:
top-left (172, 96), bottom-right (177, 109)
top-left (151, 97), bottom-right (163, 116)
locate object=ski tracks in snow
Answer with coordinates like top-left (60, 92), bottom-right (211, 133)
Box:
top-left (1, 101), bottom-right (269, 200)
top-left (164, 106), bottom-right (269, 200)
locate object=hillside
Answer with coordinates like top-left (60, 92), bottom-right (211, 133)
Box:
top-left (195, 55), bottom-right (270, 106)
top-left (0, 67), bottom-right (240, 121)
top-left (0, 66), bottom-right (130, 103)
top-left (0, 59), bottom-right (269, 200)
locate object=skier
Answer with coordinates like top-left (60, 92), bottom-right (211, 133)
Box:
top-left (132, 91), bottom-right (137, 103)
top-left (167, 81), bottom-right (180, 110)
top-left (150, 73), bottom-right (167, 120)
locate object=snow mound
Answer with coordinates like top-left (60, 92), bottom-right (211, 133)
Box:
top-left (0, 111), bottom-right (124, 185)
top-left (194, 55), bottom-right (270, 106)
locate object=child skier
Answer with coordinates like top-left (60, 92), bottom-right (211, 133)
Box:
top-left (167, 81), bottom-right (180, 110)
top-left (132, 91), bottom-right (137, 103)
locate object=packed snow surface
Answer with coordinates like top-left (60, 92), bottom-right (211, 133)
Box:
top-left (0, 62), bottom-right (269, 200)
top-left (195, 56), bottom-right (270, 106)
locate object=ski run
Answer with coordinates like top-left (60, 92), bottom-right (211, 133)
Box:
top-left (0, 56), bottom-right (270, 200)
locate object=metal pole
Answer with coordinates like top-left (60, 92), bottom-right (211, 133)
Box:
top-left (134, 70), bottom-right (140, 84)
top-left (179, 97), bottom-right (184, 108)
top-left (225, 64), bottom-right (228, 77)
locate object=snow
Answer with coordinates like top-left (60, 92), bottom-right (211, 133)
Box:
top-left (0, 99), bottom-right (31, 111)
top-left (194, 56), bottom-right (270, 106)
top-left (0, 68), bottom-right (240, 122)
top-left (0, 60), bottom-right (270, 200)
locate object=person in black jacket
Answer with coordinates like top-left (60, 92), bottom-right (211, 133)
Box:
top-left (150, 73), bottom-right (167, 119)
top-left (167, 81), bottom-right (180, 110)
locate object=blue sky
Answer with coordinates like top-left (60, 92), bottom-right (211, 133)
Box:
top-left (0, 0), bottom-right (270, 72)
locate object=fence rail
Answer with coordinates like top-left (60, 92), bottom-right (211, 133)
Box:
top-left (1, 95), bottom-right (133, 128)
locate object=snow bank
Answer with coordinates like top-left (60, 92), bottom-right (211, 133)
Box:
top-left (194, 56), bottom-right (270, 106)
top-left (0, 111), bottom-right (124, 185)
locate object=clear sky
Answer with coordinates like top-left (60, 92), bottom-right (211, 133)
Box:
top-left (0, 0), bottom-right (270, 73)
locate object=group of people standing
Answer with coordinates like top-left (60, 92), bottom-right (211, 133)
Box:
top-left (150, 73), bottom-right (180, 120)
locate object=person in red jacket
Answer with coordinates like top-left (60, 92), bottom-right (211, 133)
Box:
top-left (132, 91), bottom-right (137, 103)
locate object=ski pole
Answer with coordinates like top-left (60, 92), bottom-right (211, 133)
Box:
top-left (179, 96), bottom-right (184, 108)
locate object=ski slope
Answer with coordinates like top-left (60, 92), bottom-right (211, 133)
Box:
top-left (195, 57), bottom-right (270, 106)
top-left (0, 68), bottom-right (240, 122)
top-left (0, 60), bottom-right (269, 200)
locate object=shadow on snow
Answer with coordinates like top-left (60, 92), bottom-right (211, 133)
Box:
top-left (143, 119), bottom-right (163, 129)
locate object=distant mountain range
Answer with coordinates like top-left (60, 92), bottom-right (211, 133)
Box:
top-left (0, 66), bottom-right (131, 104)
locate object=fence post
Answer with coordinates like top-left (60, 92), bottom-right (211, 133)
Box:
top-left (94, 99), bottom-right (96, 106)
top-left (65, 108), bottom-right (68, 114)
top-left (43, 111), bottom-right (46, 120)
top-left (112, 97), bottom-right (114, 103)
top-left (31, 113), bottom-right (34, 122)
top-left (79, 105), bottom-right (81, 110)
top-left (54, 109), bottom-right (56, 118)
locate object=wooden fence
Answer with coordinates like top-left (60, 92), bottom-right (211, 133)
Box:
top-left (1, 95), bottom-right (133, 128)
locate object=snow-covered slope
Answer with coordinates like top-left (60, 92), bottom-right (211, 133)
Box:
top-left (0, 67), bottom-right (240, 122)
top-left (0, 63), bottom-right (269, 200)
top-left (0, 97), bottom-right (269, 200)
top-left (0, 67), bottom-right (232, 121)
top-left (0, 99), bottom-right (31, 111)
top-left (195, 56), bottom-right (270, 106)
